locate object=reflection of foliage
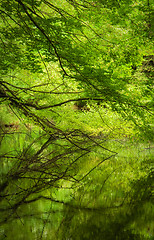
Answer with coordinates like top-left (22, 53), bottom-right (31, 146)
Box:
top-left (0, 109), bottom-right (114, 224)
top-left (0, 0), bottom-right (153, 239)
top-left (57, 169), bottom-right (153, 240)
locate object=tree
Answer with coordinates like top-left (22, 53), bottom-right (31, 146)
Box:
top-left (0, 0), bottom-right (153, 238)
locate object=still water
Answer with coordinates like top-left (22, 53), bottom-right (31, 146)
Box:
top-left (0, 141), bottom-right (153, 240)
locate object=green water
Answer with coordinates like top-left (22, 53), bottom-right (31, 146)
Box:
top-left (0, 200), bottom-right (153, 240)
top-left (0, 141), bottom-right (153, 240)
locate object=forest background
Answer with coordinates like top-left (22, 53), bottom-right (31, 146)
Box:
top-left (0, 0), bottom-right (153, 239)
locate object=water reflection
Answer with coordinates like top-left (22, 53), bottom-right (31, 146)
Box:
top-left (1, 191), bottom-right (153, 240)
top-left (0, 141), bottom-right (153, 240)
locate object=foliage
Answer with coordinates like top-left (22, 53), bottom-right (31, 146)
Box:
top-left (0, 0), bottom-right (153, 239)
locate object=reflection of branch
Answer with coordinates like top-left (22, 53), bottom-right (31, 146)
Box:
top-left (99, 166), bottom-right (122, 194)
top-left (82, 132), bottom-right (117, 154)
top-left (78, 153), bottom-right (117, 182)
top-left (40, 203), bottom-right (53, 240)
top-left (23, 195), bottom-right (124, 212)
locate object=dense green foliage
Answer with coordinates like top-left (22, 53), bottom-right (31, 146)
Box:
top-left (0, 0), bottom-right (153, 239)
